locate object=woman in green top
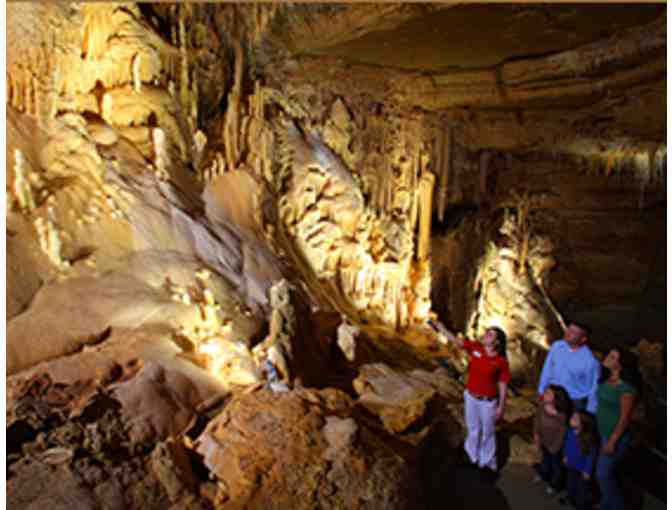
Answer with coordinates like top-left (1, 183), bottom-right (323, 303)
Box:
top-left (595, 347), bottom-right (639, 510)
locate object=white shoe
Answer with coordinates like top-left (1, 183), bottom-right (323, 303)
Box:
top-left (546, 486), bottom-right (556, 495)
top-left (532, 475), bottom-right (543, 484)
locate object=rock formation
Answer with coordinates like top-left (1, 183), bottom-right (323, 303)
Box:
top-left (6, 3), bottom-right (666, 508)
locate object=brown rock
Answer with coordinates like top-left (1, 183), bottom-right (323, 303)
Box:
top-left (7, 461), bottom-right (99, 510)
top-left (150, 439), bottom-right (198, 502)
top-left (112, 362), bottom-right (200, 445)
top-left (93, 477), bottom-right (126, 510)
top-left (408, 368), bottom-right (464, 402)
top-left (323, 416), bottom-right (358, 460)
top-left (354, 363), bottom-right (436, 434)
top-left (195, 387), bottom-right (418, 510)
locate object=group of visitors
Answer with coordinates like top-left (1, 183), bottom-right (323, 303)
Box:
top-left (432, 320), bottom-right (638, 510)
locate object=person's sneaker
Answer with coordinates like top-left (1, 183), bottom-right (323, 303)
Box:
top-left (532, 474), bottom-right (543, 484)
top-left (546, 486), bottom-right (556, 495)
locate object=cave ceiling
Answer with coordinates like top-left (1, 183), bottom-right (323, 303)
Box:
top-left (259, 3), bottom-right (666, 147)
top-left (296, 4), bottom-right (664, 72)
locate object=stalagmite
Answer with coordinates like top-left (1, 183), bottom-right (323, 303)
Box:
top-left (337, 320), bottom-right (358, 362)
top-left (152, 128), bottom-right (171, 180)
top-left (193, 130), bottom-right (207, 170)
top-left (417, 171), bottom-right (436, 261)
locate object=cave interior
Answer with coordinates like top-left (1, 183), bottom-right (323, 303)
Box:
top-left (5, 3), bottom-right (667, 509)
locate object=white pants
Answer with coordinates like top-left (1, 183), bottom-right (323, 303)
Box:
top-left (464, 390), bottom-right (498, 471)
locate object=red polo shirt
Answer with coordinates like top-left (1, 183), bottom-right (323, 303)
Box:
top-left (463, 340), bottom-right (511, 398)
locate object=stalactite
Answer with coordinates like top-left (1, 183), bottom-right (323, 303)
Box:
top-left (417, 171), bottom-right (436, 261)
top-left (14, 69), bottom-right (23, 111)
top-left (25, 70), bottom-right (34, 116)
top-left (255, 80), bottom-right (264, 119)
top-left (32, 76), bottom-right (41, 121)
top-left (178, 8), bottom-right (191, 134)
top-left (637, 150), bottom-right (650, 212)
top-left (224, 38), bottom-right (244, 172)
top-left (81, 5), bottom-right (111, 61)
top-left (378, 124), bottom-right (387, 212)
top-left (132, 53), bottom-right (142, 93)
top-left (647, 144), bottom-right (659, 185)
top-left (22, 67), bottom-right (31, 113)
top-left (190, 72), bottom-right (199, 130)
top-left (17, 71), bottom-right (25, 111)
top-left (435, 128), bottom-right (445, 221)
top-left (386, 170), bottom-right (393, 213)
top-left (7, 72), bottom-right (13, 108)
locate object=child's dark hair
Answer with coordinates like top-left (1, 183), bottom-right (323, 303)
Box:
top-left (548, 384), bottom-right (572, 418)
top-left (576, 411), bottom-right (599, 456)
top-left (488, 327), bottom-right (508, 358)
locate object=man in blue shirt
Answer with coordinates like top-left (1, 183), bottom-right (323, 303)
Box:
top-left (538, 322), bottom-right (601, 413)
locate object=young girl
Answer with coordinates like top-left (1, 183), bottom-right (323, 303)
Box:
top-left (533, 384), bottom-right (572, 494)
top-left (563, 411), bottom-right (599, 510)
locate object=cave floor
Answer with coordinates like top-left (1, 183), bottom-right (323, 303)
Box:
top-left (502, 463), bottom-right (666, 510)
top-left (449, 462), bottom-right (668, 510)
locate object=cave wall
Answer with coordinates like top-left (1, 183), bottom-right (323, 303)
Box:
top-left (429, 150), bottom-right (666, 351)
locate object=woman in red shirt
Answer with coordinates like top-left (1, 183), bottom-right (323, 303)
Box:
top-left (432, 322), bottom-right (511, 473)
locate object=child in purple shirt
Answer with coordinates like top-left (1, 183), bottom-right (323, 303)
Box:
top-left (562, 411), bottom-right (599, 510)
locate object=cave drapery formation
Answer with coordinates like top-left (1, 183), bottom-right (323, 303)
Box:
top-left (6, 3), bottom-right (666, 509)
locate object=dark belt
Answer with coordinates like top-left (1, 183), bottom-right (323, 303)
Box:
top-left (468, 390), bottom-right (497, 402)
